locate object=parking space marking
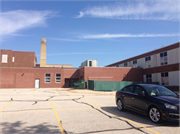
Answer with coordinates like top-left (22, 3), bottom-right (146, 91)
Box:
top-left (0, 101), bottom-right (15, 112)
top-left (8, 90), bottom-right (16, 94)
top-left (1, 108), bottom-right (93, 114)
top-left (82, 99), bottom-right (160, 134)
top-left (32, 89), bottom-right (37, 94)
top-left (1, 109), bottom-right (52, 113)
top-left (50, 100), bottom-right (65, 134)
top-left (67, 90), bottom-right (112, 95)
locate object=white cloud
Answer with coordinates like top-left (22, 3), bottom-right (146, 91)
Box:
top-left (48, 38), bottom-right (83, 42)
top-left (76, 0), bottom-right (180, 21)
top-left (82, 33), bottom-right (180, 39)
top-left (1, 10), bottom-right (56, 36)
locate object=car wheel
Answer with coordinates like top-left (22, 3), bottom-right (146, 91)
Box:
top-left (117, 99), bottom-right (124, 111)
top-left (149, 107), bottom-right (161, 123)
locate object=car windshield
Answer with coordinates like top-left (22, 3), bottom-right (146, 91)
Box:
top-left (144, 86), bottom-right (177, 96)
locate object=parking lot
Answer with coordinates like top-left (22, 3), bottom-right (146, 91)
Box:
top-left (0, 88), bottom-right (179, 134)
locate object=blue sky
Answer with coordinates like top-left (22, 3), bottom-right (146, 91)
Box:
top-left (1, 0), bottom-right (180, 68)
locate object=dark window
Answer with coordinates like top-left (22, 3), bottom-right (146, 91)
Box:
top-left (56, 73), bottom-right (61, 83)
top-left (161, 72), bottom-right (169, 85)
top-left (116, 65), bottom-right (119, 67)
top-left (145, 56), bottom-right (151, 68)
top-left (89, 61), bottom-right (92, 67)
top-left (160, 52), bottom-right (168, 65)
top-left (124, 63), bottom-right (127, 67)
top-left (45, 73), bottom-right (51, 83)
top-left (134, 86), bottom-right (144, 95)
top-left (123, 86), bottom-right (134, 93)
top-left (146, 74), bottom-right (152, 82)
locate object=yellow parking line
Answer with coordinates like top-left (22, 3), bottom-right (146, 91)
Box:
top-left (51, 89), bottom-right (56, 94)
top-left (50, 100), bottom-right (65, 134)
top-left (82, 99), bottom-right (160, 134)
top-left (0, 101), bottom-right (15, 112)
top-left (32, 89), bottom-right (37, 94)
top-left (8, 91), bottom-right (16, 94)
top-left (1, 108), bottom-right (93, 114)
top-left (56, 108), bottom-right (92, 111)
top-left (1, 110), bottom-right (52, 113)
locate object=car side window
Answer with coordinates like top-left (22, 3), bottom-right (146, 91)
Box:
top-left (123, 86), bottom-right (134, 93)
top-left (134, 86), bottom-right (145, 95)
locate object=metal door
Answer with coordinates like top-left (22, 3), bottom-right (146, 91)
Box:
top-left (35, 79), bottom-right (40, 88)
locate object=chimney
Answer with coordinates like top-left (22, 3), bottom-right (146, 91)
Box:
top-left (40, 38), bottom-right (47, 67)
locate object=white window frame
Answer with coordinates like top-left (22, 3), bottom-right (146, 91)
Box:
top-left (160, 52), bottom-right (168, 65)
top-left (161, 72), bottom-right (169, 85)
top-left (124, 63), bottom-right (127, 67)
top-left (145, 56), bottom-right (151, 68)
top-left (2, 54), bottom-right (8, 63)
top-left (133, 60), bottom-right (137, 68)
top-left (146, 74), bottom-right (152, 82)
top-left (12, 57), bottom-right (15, 62)
top-left (56, 73), bottom-right (61, 83)
top-left (45, 73), bottom-right (51, 83)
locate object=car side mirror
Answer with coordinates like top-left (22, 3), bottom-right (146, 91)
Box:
top-left (138, 92), bottom-right (145, 96)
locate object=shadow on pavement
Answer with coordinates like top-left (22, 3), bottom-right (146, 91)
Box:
top-left (100, 106), bottom-right (179, 127)
top-left (0, 121), bottom-right (61, 134)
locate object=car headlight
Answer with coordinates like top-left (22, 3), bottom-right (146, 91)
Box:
top-left (164, 103), bottom-right (178, 110)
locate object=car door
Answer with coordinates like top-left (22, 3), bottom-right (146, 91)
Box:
top-left (121, 85), bottom-right (134, 109)
top-left (131, 86), bottom-right (149, 113)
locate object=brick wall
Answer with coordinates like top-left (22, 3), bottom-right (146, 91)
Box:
top-left (0, 67), bottom-right (79, 88)
top-left (0, 50), bottom-right (36, 68)
top-left (0, 50), bottom-right (13, 67)
top-left (83, 67), bottom-right (143, 86)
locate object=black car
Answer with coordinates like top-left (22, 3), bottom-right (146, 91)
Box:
top-left (115, 84), bottom-right (179, 123)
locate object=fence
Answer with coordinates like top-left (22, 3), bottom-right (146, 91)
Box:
top-left (88, 80), bottom-right (159, 91)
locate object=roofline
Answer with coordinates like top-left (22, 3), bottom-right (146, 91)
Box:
top-left (106, 42), bottom-right (179, 67)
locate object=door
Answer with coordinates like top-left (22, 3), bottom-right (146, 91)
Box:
top-left (131, 86), bottom-right (148, 113)
top-left (122, 85), bottom-right (134, 108)
top-left (35, 79), bottom-right (40, 88)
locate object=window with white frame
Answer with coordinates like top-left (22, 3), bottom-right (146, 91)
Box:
top-left (56, 73), bottom-right (61, 83)
top-left (161, 72), bottom-right (169, 85)
top-left (145, 56), bottom-right (151, 68)
top-left (160, 52), bottom-right (168, 65)
top-left (146, 74), bottom-right (152, 82)
top-left (45, 73), bottom-right (51, 83)
top-left (133, 60), bottom-right (137, 68)
top-left (116, 64), bottom-right (119, 67)
top-left (2, 54), bottom-right (8, 63)
top-left (124, 63), bottom-right (127, 67)
top-left (12, 57), bottom-right (15, 62)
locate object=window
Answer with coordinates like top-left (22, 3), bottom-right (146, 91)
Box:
top-left (45, 73), bottom-right (51, 83)
top-left (12, 57), bottom-right (15, 62)
top-left (122, 86), bottom-right (134, 93)
top-left (161, 72), bottom-right (169, 85)
top-left (116, 65), bottom-right (119, 67)
top-left (2, 54), bottom-right (8, 63)
top-left (145, 56), bottom-right (151, 68)
top-left (160, 52), bottom-right (168, 65)
top-left (56, 73), bottom-right (61, 83)
top-left (89, 61), bottom-right (92, 67)
top-left (133, 60), bottom-right (137, 68)
top-left (146, 74), bottom-right (152, 82)
top-left (134, 86), bottom-right (145, 95)
top-left (124, 63), bottom-right (127, 67)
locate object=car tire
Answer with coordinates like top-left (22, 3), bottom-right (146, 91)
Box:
top-left (117, 99), bottom-right (124, 111)
top-left (149, 106), bottom-right (162, 123)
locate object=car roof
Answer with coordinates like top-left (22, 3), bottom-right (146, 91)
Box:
top-left (131, 84), bottom-right (160, 87)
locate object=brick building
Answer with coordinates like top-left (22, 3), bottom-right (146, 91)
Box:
top-left (0, 39), bottom-right (179, 91)
top-left (106, 42), bottom-right (179, 91)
